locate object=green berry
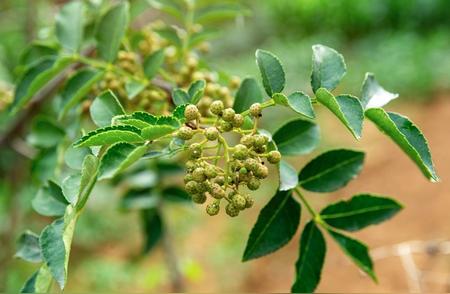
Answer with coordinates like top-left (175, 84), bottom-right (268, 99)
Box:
top-left (210, 100), bottom-right (224, 116)
top-left (204, 165), bottom-right (218, 178)
top-left (222, 108), bottom-right (236, 122)
top-left (189, 143), bottom-right (202, 159)
top-left (239, 167), bottom-right (248, 175)
top-left (249, 103), bottom-right (262, 117)
top-left (206, 201), bottom-right (220, 216)
top-left (205, 127), bottom-right (219, 141)
top-left (197, 181), bottom-right (211, 193)
top-left (176, 126), bottom-right (194, 140)
top-left (233, 144), bottom-right (248, 160)
top-left (210, 183), bottom-right (225, 199)
top-left (232, 114), bottom-right (244, 127)
top-left (240, 135), bottom-right (254, 147)
top-left (192, 167), bottom-right (206, 182)
top-left (231, 194), bottom-right (247, 210)
top-left (185, 160), bottom-right (196, 171)
top-left (247, 178), bottom-right (260, 190)
top-left (215, 176), bottom-right (225, 185)
top-left (184, 104), bottom-right (200, 121)
top-left (219, 121), bottom-right (233, 132)
top-left (244, 194), bottom-right (254, 208)
top-left (244, 158), bottom-right (259, 172)
top-left (254, 145), bottom-right (267, 154)
top-left (225, 203), bottom-right (239, 217)
top-left (185, 181), bottom-right (198, 194)
top-left (254, 164), bottom-right (269, 179)
top-left (267, 150), bottom-right (281, 164)
top-left (253, 135), bottom-right (268, 147)
top-left (192, 193), bottom-right (207, 204)
top-left (184, 173), bottom-right (194, 183)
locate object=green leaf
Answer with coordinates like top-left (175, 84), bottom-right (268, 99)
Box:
top-left (188, 80), bottom-right (206, 104)
top-left (328, 229), bottom-right (377, 282)
top-left (287, 91), bottom-right (315, 119)
top-left (141, 125), bottom-right (176, 141)
top-left (62, 173), bottom-right (82, 205)
top-left (147, 0), bottom-right (183, 20)
top-left (19, 43), bottom-right (58, 68)
top-left (60, 69), bottom-right (105, 119)
top-left (12, 57), bottom-right (72, 113)
top-left (120, 189), bottom-right (159, 211)
top-left (141, 208), bottom-right (164, 254)
top-left (125, 80), bottom-right (146, 99)
top-left (243, 190), bottom-right (300, 261)
top-left (74, 125), bottom-right (144, 147)
top-left (361, 72), bottom-right (398, 109)
top-left (172, 104), bottom-right (187, 120)
top-left (321, 194), bottom-right (403, 231)
top-left (279, 160), bottom-right (299, 191)
top-left (90, 90), bottom-right (125, 127)
top-left (31, 148), bottom-right (57, 184)
top-left (20, 265), bottom-right (52, 293)
top-left (154, 27), bottom-right (182, 47)
top-left (96, 2), bottom-right (129, 62)
top-left (32, 181), bottom-right (69, 217)
top-left (311, 44), bottom-right (346, 93)
top-left (272, 93), bottom-right (289, 106)
top-left (272, 119), bottom-right (320, 156)
top-left (291, 221), bottom-right (326, 293)
top-left (255, 49), bottom-right (285, 96)
top-left (299, 149), bottom-right (365, 193)
top-left (56, 1), bottom-right (84, 52)
top-left (114, 111), bottom-right (158, 129)
top-left (40, 206), bottom-right (78, 289)
top-left (172, 88), bottom-right (190, 106)
top-left (99, 142), bottom-right (147, 180)
top-left (143, 49), bottom-right (165, 79)
top-left (194, 3), bottom-right (249, 24)
top-left (162, 186), bottom-right (191, 202)
top-left (27, 117), bottom-right (65, 148)
top-left (233, 77), bottom-right (264, 113)
top-left (64, 145), bottom-right (92, 170)
top-left (15, 231), bottom-right (42, 263)
top-left (365, 108), bottom-right (438, 182)
top-left (316, 88), bottom-right (363, 139)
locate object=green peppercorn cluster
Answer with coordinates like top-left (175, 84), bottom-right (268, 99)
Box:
top-left (176, 103), bottom-right (281, 217)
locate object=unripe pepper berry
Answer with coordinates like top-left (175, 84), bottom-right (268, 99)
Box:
top-left (244, 194), bottom-right (254, 208)
top-left (184, 104), bottom-right (200, 121)
top-left (233, 144), bottom-right (249, 160)
top-left (185, 181), bottom-right (198, 194)
top-left (176, 126), bottom-right (194, 140)
top-left (205, 127), bottom-right (219, 141)
top-left (210, 100), bottom-right (224, 116)
top-left (244, 158), bottom-right (259, 172)
top-left (215, 176), bottom-right (225, 185)
top-left (192, 167), bottom-right (206, 182)
top-left (231, 194), bottom-right (247, 210)
top-left (222, 108), bottom-right (236, 122)
top-left (188, 143), bottom-right (202, 159)
top-left (210, 183), bottom-right (225, 199)
top-left (254, 164), bottom-right (269, 179)
top-left (267, 150), bottom-right (281, 164)
top-left (232, 114), bottom-right (244, 127)
top-left (240, 135), bottom-right (254, 147)
top-left (249, 103), bottom-right (262, 117)
top-left (204, 165), bottom-right (218, 178)
top-left (192, 193), bottom-right (207, 204)
top-left (253, 134), bottom-right (268, 147)
top-left (185, 160), bottom-right (197, 171)
top-left (247, 178), bottom-right (261, 190)
top-left (225, 203), bottom-right (239, 217)
top-left (219, 121), bottom-right (233, 132)
top-left (206, 201), bottom-right (220, 216)
top-left (184, 173), bottom-right (194, 183)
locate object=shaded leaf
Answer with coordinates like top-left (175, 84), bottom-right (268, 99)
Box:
top-left (141, 209), bottom-right (164, 254)
top-left (279, 160), bottom-right (299, 191)
top-left (125, 80), bottom-right (146, 99)
top-left (76, 155), bottom-right (98, 210)
top-left (287, 91), bottom-right (315, 119)
top-left (64, 145), bottom-right (92, 170)
top-left (120, 189), bottom-right (159, 211)
top-left (141, 125), bottom-right (176, 141)
top-left (15, 231), bottom-right (42, 263)
top-left (361, 72), bottom-right (398, 109)
top-left (90, 90), bottom-right (125, 127)
top-left (172, 88), bottom-right (190, 106)
top-left (32, 181), bottom-right (69, 217)
top-left (143, 49), bottom-right (165, 79)
top-left (99, 142), bottom-right (147, 180)
top-left (27, 117), bottom-right (65, 148)
top-left (163, 186), bottom-right (190, 202)
top-left (20, 265), bottom-right (52, 293)
top-left (233, 77), bottom-right (264, 113)
top-left (255, 49), bottom-right (285, 96)
top-left (188, 80), bottom-right (206, 104)
top-left (154, 26), bottom-right (181, 47)
top-left (56, 1), bottom-right (84, 52)
top-left (273, 119), bottom-right (320, 156)
top-left (311, 44), bottom-right (346, 93)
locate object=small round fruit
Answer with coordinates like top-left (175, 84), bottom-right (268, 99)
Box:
top-left (232, 114), bottom-right (244, 128)
top-left (247, 178), bottom-right (260, 190)
top-left (239, 167), bottom-right (248, 175)
top-left (210, 183), bottom-right (225, 199)
top-left (204, 165), bottom-right (218, 179)
top-left (222, 108), bottom-right (236, 122)
top-left (244, 158), bottom-right (259, 172)
top-left (192, 167), bottom-right (206, 182)
top-left (176, 126), bottom-right (194, 140)
top-left (210, 100), bottom-right (224, 116)
top-left (191, 193), bottom-right (207, 204)
top-left (205, 127), bottom-right (219, 141)
top-left (184, 104), bottom-right (200, 121)
top-left (197, 181), bottom-right (211, 193)
top-left (253, 135), bottom-right (268, 147)
top-left (185, 181), bottom-right (198, 194)
top-left (249, 103), bottom-right (262, 117)
top-left (233, 144), bottom-right (249, 160)
top-left (244, 194), bottom-right (254, 208)
top-left (231, 194), bottom-right (247, 210)
top-left (219, 121), bottom-right (233, 132)
top-left (240, 135), bottom-right (254, 147)
top-left (184, 173), bottom-right (194, 183)
top-left (188, 143), bottom-right (202, 159)
top-left (206, 201), bottom-right (220, 216)
top-left (215, 176), bottom-right (225, 185)
top-left (254, 145), bottom-right (267, 154)
top-left (225, 203), bottom-right (239, 217)
top-left (254, 164), bottom-right (269, 179)
top-left (267, 150), bottom-right (281, 164)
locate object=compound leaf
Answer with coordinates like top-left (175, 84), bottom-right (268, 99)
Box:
top-left (90, 90), bottom-right (125, 127)
top-left (311, 44), bottom-right (346, 93)
top-left (74, 125), bottom-right (144, 147)
top-left (233, 77), bottom-right (264, 113)
top-left (287, 91), bottom-right (315, 119)
top-left (273, 119), bottom-right (320, 156)
top-left (98, 142), bottom-right (147, 180)
top-left (255, 49), bottom-right (285, 96)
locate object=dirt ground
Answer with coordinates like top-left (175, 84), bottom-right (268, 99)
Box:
top-left (239, 95), bottom-right (450, 292)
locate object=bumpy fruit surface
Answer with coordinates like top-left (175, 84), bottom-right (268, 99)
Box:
top-left (184, 104), bottom-right (200, 121)
top-left (249, 103), bottom-right (262, 117)
top-left (177, 126), bottom-right (194, 140)
top-left (267, 150), bottom-right (281, 164)
top-left (210, 100), bottom-right (224, 116)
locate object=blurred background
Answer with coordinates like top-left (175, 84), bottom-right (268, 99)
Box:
top-left (1, 0), bottom-right (449, 292)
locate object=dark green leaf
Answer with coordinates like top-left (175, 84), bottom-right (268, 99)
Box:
top-left (188, 80), bottom-right (206, 104)
top-left (255, 49), bottom-right (285, 96)
top-left (311, 44), bottom-right (346, 93)
top-left (98, 142), bottom-right (147, 180)
top-left (299, 149), bottom-right (365, 193)
top-left (287, 91), bottom-right (315, 119)
top-left (141, 125), bottom-right (176, 141)
top-left (15, 231), bottom-right (42, 263)
top-left (273, 119), bottom-right (320, 156)
top-left (60, 69), bottom-right (105, 118)
top-left (31, 148), bottom-right (57, 184)
top-left (291, 221), bottom-right (326, 293)
top-left (19, 43), bottom-right (58, 68)
top-left (27, 117), bottom-right (65, 148)
top-left (141, 209), bottom-right (164, 254)
top-left (279, 160), bottom-right (298, 191)
top-left (162, 186), bottom-right (190, 202)
top-left (90, 90), bottom-right (125, 127)
top-left (328, 229), bottom-right (377, 282)
top-left (173, 104), bottom-right (187, 120)
top-left (316, 88), bottom-right (363, 139)
top-left (321, 194), bottom-right (403, 231)
top-left (365, 108), bottom-right (439, 182)
top-left (32, 181), bottom-right (69, 217)
top-left (143, 49), bottom-right (165, 79)
top-left (172, 88), bottom-right (190, 106)
top-left (20, 265), bottom-right (52, 293)
top-left (56, 1), bottom-right (84, 52)
top-left (233, 77), bottom-right (264, 113)
top-left (361, 72), bottom-right (398, 109)
top-left (243, 190), bottom-right (300, 261)
top-left (74, 125), bottom-right (144, 147)
top-left (120, 189), bottom-right (159, 210)
top-left (96, 2), bottom-right (129, 62)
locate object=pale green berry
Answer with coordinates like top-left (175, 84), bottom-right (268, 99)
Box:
top-left (206, 201), bottom-right (220, 216)
top-left (249, 103), bottom-right (262, 117)
top-left (225, 203), bottom-right (239, 217)
top-left (185, 160), bottom-right (196, 171)
top-left (184, 104), bottom-right (200, 121)
top-left (231, 194), bottom-right (247, 210)
top-left (189, 143), bottom-right (202, 159)
top-left (253, 134), bottom-right (268, 147)
top-left (244, 194), bottom-right (254, 208)
top-left (192, 167), bottom-right (206, 182)
top-left (185, 181), bottom-right (198, 194)
top-left (219, 121), bottom-right (233, 132)
top-left (205, 127), bottom-right (219, 141)
top-left (254, 145), bottom-right (267, 154)
top-left (215, 176), bottom-right (225, 185)
top-left (244, 158), bottom-right (259, 172)
top-left (240, 135), bottom-right (254, 147)
top-left (197, 181), bottom-right (211, 193)
top-left (204, 165), bottom-right (217, 178)
top-left (254, 164), bottom-right (269, 179)
top-left (239, 167), bottom-right (248, 175)
top-left (184, 173), bottom-right (194, 183)
top-left (247, 178), bottom-right (260, 190)
top-left (222, 108), bottom-right (236, 122)
top-left (210, 183), bottom-right (225, 199)
top-left (232, 114), bottom-right (244, 127)
top-left (192, 193), bottom-right (207, 204)
top-left (233, 144), bottom-right (248, 160)
top-left (267, 150), bottom-right (281, 164)
top-left (210, 100), bottom-right (224, 116)
top-left (176, 126), bottom-right (194, 140)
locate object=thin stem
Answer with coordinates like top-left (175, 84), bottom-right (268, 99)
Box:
top-left (240, 99), bottom-right (276, 117)
top-left (293, 187), bottom-right (320, 220)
